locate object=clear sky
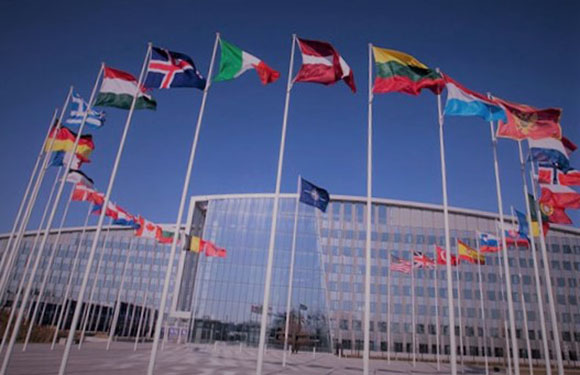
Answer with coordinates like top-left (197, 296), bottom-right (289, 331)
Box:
top-left (1, 0), bottom-right (579, 232)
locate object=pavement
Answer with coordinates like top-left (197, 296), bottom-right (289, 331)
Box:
top-left (2, 342), bottom-right (495, 375)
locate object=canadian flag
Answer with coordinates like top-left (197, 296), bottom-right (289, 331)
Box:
top-left (135, 216), bottom-right (160, 239)
top-left (294, 37), bottom-right (356, 93)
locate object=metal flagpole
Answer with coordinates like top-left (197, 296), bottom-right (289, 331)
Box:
top-left (527, 142), bottom-right (564, 375)
top-left (78, 221), bottom-right (113, 349)
top-left (282, 175), bottom-right (301, 367)
top-left (134, 290), bottom-right (149, 351)
top-left (386, 247), bottom-right (391, 363)
top-left (147, 33), bottom-right (220, 375)
top-left (255, 33), bottom-right (296, 375)
top-left (411, 259), bottom-right (416, 367)
top-left (436, 80), bottom-right (458, 375)
top-left (135, 236), bottom-right (156, 349)
top-left (433, 245), bottom-right (441, 370)
top-left (106, 237), bottom-right (136, 350)
top-left (496, 245), bottom-right (513, 375)
top-left (363, 42), bottom-right (374, 375)
top-left (0, 108), bottom-right (58, 289)
top-left (0, 166), bottom-right (63, 353)
top-left (50, 204), bottom-right (93, 350)
top-left (56, 48), bottom-right (149, 374)
top-left (486, 97), bottom-right (520, 374)
top-left (455, 259), bottom-right (465, 368)
top-left (516, 140), bottom-right (552, 373)
top-left (476, 252), bottom-right (489, 375)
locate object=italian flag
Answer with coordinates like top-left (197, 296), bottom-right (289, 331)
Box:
top-left (95, 67), bottom-right (157, 110)
top-left (214, 39), bottom-right (280, 85)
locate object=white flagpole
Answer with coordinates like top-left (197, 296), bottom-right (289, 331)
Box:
top-left (455, 259), bottom-right (465, 368)
top-left (516, 140), bottom-right (552, 373)
top-left (363, 42), bottom-right (374, 375)
top-left (134, 290), bottom-right (149, 351)
top-left (411, 260), bottom-right (416, 367)
top-left (57, 51), bottom-right (145, 374)
top-left (476, 252), bottom-right (489, 375)
top-left (0, 108), bottom-right (58, 288)
top-left (106, 237), bottom-right (136, 350)
top-left (282, 175), bottom-right (301, 367)
top-left (386, 250), bottom-right (391, 364)
top-left (0, 166), bottom-right (63, 353)
top-left (78, 221), bottom-right (113, 349)
top-left (436, 78), bottom-right (458, 375)
top-left (432, 246), bottom-right (441, 370)
top-left (255, 33), bottom-right (296, 375)
top-left (486, 96), bottom-right (520, 373)
top-left (496, 245), bottom-right (513, 375)
top-left (527, 142), bottom-right (564, 375)
top-left (147, 33), bottom-right (220, 375)
top-left (50, 203), bottom-right (93, 350)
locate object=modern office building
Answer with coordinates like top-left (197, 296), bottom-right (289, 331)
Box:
top-left (2, 193), bottom-right (580, 368)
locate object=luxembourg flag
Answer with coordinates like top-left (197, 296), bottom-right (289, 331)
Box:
top-left (443, 75), bottom-right (506, 122)
top-left (477, 231), bottom-right (500, 253)
top-left (529, 137), bottom-right (571, 171)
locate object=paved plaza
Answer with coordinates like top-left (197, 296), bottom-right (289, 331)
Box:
top-left (2, 341), bottom-right (496, 375)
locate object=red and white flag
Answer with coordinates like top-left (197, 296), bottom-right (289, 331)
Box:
top-left (436, 246), bottom-right (458, 266)
top-left (135, 216), bottom-right (160, 239)
top-left (540, 184), bottom-right (580, 209)
top-left (294, 38), bottom-right (356, 93)
top-left (72, 184), bottom-right (97, 202)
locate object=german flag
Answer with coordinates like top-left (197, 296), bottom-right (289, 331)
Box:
top-left (45, 126), bottom-right (94, 159)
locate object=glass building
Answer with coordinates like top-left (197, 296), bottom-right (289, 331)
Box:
top-left (2, 193), bottom-right (580, 368)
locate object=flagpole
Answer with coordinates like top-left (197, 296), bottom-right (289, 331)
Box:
top-left (134, 290), bottom-right (149, 351)
top-left (515, 140), bottom-right (552, 373)
top-left (106, 237), bottom-right (136, 350)
top-left (527, 142), bottom-right (564, 375)
top-left (477, 253), bottom-right (489, 375)
top-left (485, 103), bottom-right (520, 374)
top-left (0, 108), bottom-right (58, 291)
top-left (411, 259), bottom-right (416, 367)
top-left (255, 33), bottom-right (296, 375)
top-left (282, 175), bottom-right (301, 367)
top-left (496, 245), bottom-right (513, 375)
top-left (386, 250), bottom-right (391, 364)
top-left (146, 32), bottom-right (220, 374)
top-left (432, 246), bottom-right (441, 370)
top-left (436, 77), bottom-right (458, 375)
top-left (57, 51), bottom-right (147, 374)
top-left (455, 258), bottom-right (465, 368)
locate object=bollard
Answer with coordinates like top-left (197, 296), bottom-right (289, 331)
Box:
top-left (313, 346), bottom-right (316, 359)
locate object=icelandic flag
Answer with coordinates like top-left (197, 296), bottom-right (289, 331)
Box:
top-left (529, 137), bottom-right (571, 171)
top-left (443, 75), bottom-right (506, 122)
top-left (65, 92), bottom-right (105, 129)
top-left (477, 231), bottom-right (500, 253)
top-left (299, 177), bottom-right (330, 213)
top-left (144, 46), bottom-right (206, 90)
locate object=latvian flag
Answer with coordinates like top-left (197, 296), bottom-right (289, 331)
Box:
top-left (294, 37), bottom-right (356, 93)
top-left (94, 67), bottom-right (157, 110)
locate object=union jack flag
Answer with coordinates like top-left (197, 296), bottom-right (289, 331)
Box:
top-left (144, 46), bottom-right (206, 90)
top-left (412, 251), bottom-right (435, 268)
top-left (390, 256), bottom-right (412, 273)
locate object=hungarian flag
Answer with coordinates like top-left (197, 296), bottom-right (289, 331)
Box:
top-left (457, 240), bottom-right (485, 264)
top-left (294, 38), bottom-right (356, 93)
top-left (45, 126), bottom-right (95, 159)
top-left (435, 246), bottom-right (458, 266)
top-left (214, 39), bottom-right (279, 85)
top-left (494, 97), bottom-right (562, 140)
top-left (135, 216), bottom-right (160, 239)
top-left (95, 66), bottom-right (157, 110)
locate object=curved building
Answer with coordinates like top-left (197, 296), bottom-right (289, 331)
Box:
top-left (2, 193), bottom-right (580, 368)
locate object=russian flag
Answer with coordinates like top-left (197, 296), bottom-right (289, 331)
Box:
top-left (529, 138), bottom-right (570, 171)
top-left (443, 75), bottom-right (506, 122)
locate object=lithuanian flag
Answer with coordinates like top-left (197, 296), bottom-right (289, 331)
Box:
top-left (372, 46), bottom-right (444, 96)
top-left (457, 240), bottom-right (485, 264)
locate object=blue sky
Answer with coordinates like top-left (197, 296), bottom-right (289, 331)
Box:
top-left (1, 0), bottom-right (579, 232)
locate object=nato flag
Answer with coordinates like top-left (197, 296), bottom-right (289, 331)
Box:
top-left (299, 177), bottom-right (330, 213)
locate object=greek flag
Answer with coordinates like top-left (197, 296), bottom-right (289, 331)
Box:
top-left (65, 92), bottom-right (105, 129)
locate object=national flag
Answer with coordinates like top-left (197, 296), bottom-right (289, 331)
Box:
top-left (496, 221), bottom-right (530, 247)
top-left (477, 231), bottom-right (500, 253)
top-left (92, 200), bottom-right (121, 220)
top-left (299, 177), bottom-right (330, 213)
top-left (528, 194), bottom-right (550, 235)
top-left (294, 37), bottom-right (356, 93)
top-left (562, 136), bottom-right (578, 156)
top-left (412, 251), bottom-right (435, 268)
top-left (390, 256), bottom-right (412, 273)
top-left (135, 216), bottom-right (160, 239)
top-left (45, 126), bottom-right (95, 159)
top-left (529, 137), bottom-right (571, 171)
top-left (94, 66), bottom-right (157, 110)
top-left (144, 46), bottom-right (206, 90)
top-left (515, 209), bottom-right (529, 238)
top-left (65, 92), bottom-right (106, 128)
top-left (538, 199), bottom-right (573, 225)
top-left (372, 46), bottom-right (444, 95)
top-left (540, 184), bottom-right (580, 210)
top-left (112, 207), bottom-right (139, 228)
top-left (156, 229), bottom-right (176, 244)
top-left (72, 183), bottom-right (98, 202)
top-left (50, 151), bottom-right (89, 170)
top-left (538, 165), bottom-right (580, 186)
top-left (443, 75), bottom-right (506, 121)
top-left (494, 97), bottom-right (562, 140)
top-left (204, 241), bottom-right (227, 258)
top-left (214, 39), bottom-right (280, 85)
top-left (65, 169), bottom-right (94, 187)
top-left (186, 235), bottom-right (207, 253)
top-left (457, 240), bottom-right (485, 264)
top-left (435, 245), bottom-right (458, 266)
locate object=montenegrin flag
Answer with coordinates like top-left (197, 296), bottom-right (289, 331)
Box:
top-left (214, 39), bottom-right (280, 85)
top-left (45, 126), bottom-right (95, 159)
top-left (494, 97), bottom-right (562, 140)
top-left (372, 46), bottom-right (444, 95)
top-left (443, 75), bottom-right (506, 122)
top-left (94, 66), bottom-right (157, 110)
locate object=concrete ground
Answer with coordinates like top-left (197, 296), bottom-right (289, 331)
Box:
top-left (3, 342), bottom-right (494, 375)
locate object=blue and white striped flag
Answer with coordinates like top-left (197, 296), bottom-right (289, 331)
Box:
top-left (65, 92), bottom-right (106, 129)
